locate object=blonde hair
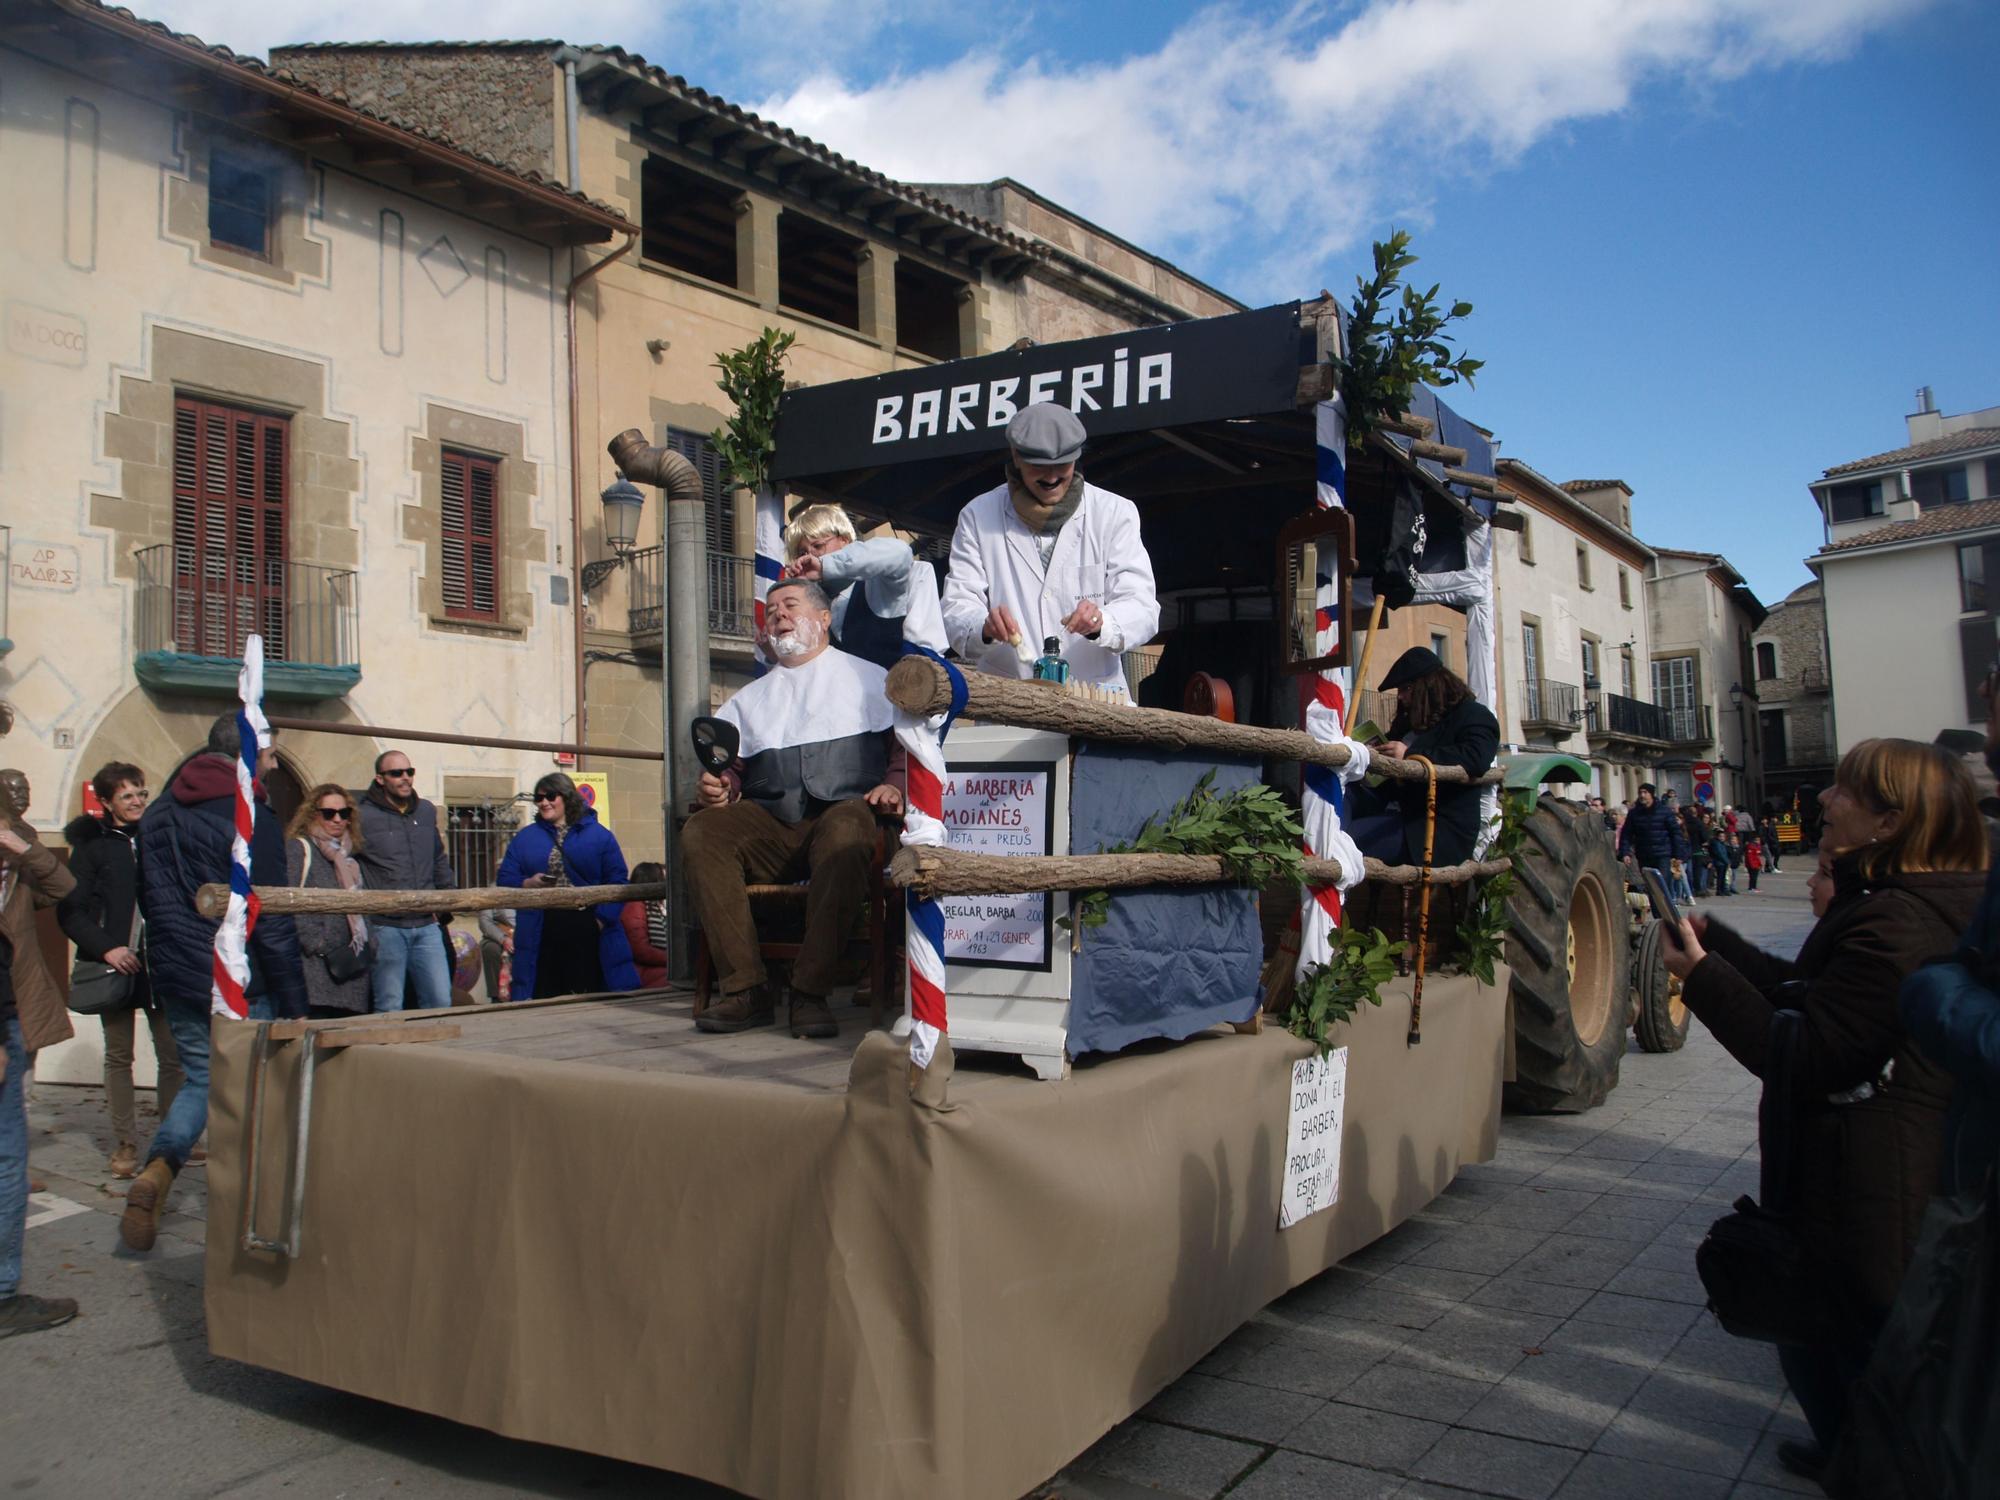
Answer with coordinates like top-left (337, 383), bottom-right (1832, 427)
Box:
top-left (1831, 738), bottom-right (1988, 879)
top-left (289, 783), bottom-right (364, 848)
top-left (781, 503), bottom-right (856, 561)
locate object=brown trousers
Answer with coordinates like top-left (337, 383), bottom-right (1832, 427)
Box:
top-left (683, 797), bottom-right (878, 999)
top-left (101, 1003), bottom-right (185, 1147)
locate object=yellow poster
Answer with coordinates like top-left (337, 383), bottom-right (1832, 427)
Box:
top-left (573, 771), bottom-right (612, 825)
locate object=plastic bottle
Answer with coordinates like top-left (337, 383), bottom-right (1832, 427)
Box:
top-left (1033, 636), bottom-right (1070, 685)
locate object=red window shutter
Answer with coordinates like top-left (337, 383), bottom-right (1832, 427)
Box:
top-left (172, 395), bottom-right (288, 659)
top-left (441, 448), bottom-right (500, 621)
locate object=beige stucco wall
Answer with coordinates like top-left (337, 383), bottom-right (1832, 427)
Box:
top-left (0, 44), bottom-right (594, 1080)
top-left (1820, 542), bottom-right (1982, 751)
top-left (1646, 565), bottom-right (1761, 809)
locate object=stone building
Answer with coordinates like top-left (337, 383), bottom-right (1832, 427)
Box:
top-left (1645, 549), bottom-right (1767, 811)
top-left (1488, 464), bottom-right (1664, 804)
top-left (1750, 580), bottom-right (1834, 808)
top-left (272, 40), bottom-right (1243, 862)
top-left (0, 0), bottom-right (632, 1081)
top-left (1808, 391), bottom-right (2000, 752)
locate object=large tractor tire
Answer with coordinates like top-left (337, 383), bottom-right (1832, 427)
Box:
top-left (1632, 920), bottom-right (1692, 1053)
top-left (1504, 794), bottom-right (1630, 1113)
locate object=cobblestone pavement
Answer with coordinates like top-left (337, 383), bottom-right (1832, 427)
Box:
top-left (4, 872), bottom-right (1818, 1499)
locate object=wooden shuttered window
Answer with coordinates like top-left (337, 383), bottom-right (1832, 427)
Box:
top-left (172, 396), bottom-right (288, 660)
top-left (440, 448), bottom-right (501, 621)
top-left (664, 427), bottom-right (731, 553)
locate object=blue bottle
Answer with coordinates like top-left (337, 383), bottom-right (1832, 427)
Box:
top-left (1033, 636), bottom-right (1070, 685)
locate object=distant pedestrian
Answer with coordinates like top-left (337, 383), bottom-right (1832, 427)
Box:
top-left (497, 774), bottom-right (638, 1000)
top-left (57, 762), bottom-right (184, 1180)
top-left (123, 715), bottom-right (306, 1253)
top-left (285, 786), bottom-right (375, 1019)
top-left (1760, 814), bottom-right (1782, 872)
top-left (1707, 825), bottom-right (1735, 896)
top-left (1616, 783), bottom-right (1689, 894)
top-left (1668, 857), bottom-right (1694, 906)
top-left (1, 823), bottom-right (79, 1338)
top-left (1744, 831), bottom-right (1763, 892)
top-left (0, 771), bottom-right (70, 1062)
top-left (353, 750), bottom-right (456, 1012)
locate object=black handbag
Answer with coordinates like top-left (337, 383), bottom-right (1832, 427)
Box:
top-left (68, 903), bottom-right (140, 1016)
top-left (1695, 1004), bottom-right (1853, 1348)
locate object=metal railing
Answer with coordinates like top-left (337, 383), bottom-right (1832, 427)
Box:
top-left (1587, 689), bottom-right (1669, 741)
top-left (626, 546), bottom-right (759, 640)
top-left (136, 544), bottom-right (358, 666)
top-left (445, 798), bottom-right (526, 892)
top-left (1519, 678), bottom-right (1581, 728)
top-left (1661, 704), bottom-right (1714, 745)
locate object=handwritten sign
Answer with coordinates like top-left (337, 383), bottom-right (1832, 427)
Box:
top-left (10, 542), bottom-right (79, 592)
top-left (1279, 1047), bottom-right (1348, 1228)
top-left (940, 763), bottom-right (1051, 970)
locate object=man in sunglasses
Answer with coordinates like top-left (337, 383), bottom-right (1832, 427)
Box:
top-left (353, 750), bottom-right (457, 1012)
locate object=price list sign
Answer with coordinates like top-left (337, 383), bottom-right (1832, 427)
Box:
top-left (940, 762), bottom-right (1053, 970)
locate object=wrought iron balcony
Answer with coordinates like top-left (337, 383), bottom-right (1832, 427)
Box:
top-left (627, 547), bottom-right (760, 644)
top-left (1518, 678), bottom-right (1583, 733)
top-left (134, 544), bottom-right (359, 700)
top-left (1661, 704), bottom-right (1715, 747)
top-left (1586, 689), bottom-right (1670, 744)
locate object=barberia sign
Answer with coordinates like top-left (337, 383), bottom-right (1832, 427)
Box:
top-left (770, 301), bottom-right (1305, 480)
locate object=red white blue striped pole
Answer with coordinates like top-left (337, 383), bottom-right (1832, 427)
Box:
top-left (211, 634), bottom-right (269, 1020)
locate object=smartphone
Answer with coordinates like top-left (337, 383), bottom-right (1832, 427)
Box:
top-left (1639, 867), bottom-right (1684, 946)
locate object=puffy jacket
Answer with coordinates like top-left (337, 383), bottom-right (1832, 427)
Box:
top-left (58, 813), bottom-right (141, 963)
top-left (496, 808), bottom-right (638, 998)
top-left (1, 833), bottom-right (76, 1049)
top-left (620, 902), bottom-right (669, 989)
top-left (353, 784), bottom-right (455, 928)
top-left (1901, 868), bottom-right (2000, 1195)
top-left (1684, 858), bottom-right (1983, 1315)
top-left (139, 754), bottom-right (306, 1017)
top-left (1616, 798), bottom-right (1689, 867)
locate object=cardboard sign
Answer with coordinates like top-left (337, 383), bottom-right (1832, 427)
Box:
top-left (1279, 1047), bottom-right (1348, 1229)
top-left (940, 763), bottom-right (1052, 970)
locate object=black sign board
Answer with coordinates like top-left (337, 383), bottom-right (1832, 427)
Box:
top-left (769, 302), bottom-right (1306, 481)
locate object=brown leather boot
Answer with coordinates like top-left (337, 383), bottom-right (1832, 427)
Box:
top-left (108, 1142), bottom-right (139, 1180)
top-left (789, 990), bottom-right (837, 1040)
top-left (119, 1158), bottom-right (176, 1252)
top-left (696, 984), bottom-right (776, 1034)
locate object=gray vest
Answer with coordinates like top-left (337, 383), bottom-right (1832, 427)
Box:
top-left (739, 730), bottom-right (888, 824)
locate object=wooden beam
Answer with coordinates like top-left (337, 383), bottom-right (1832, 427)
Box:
top-left (1155, 428), bottom-right (1245, 475)
top-left (889, 846), bottom-right (1514, 899)
top-left (1377, 410), bottom-right (1435, 439)
top-left (316, 1021), bottom-right (462, 1050)
top-left (197, 880), bottom-right (669, 922)
top-left (288, 123), bottom-right (344, 146)
top-left (884, 658), bottom-right (1504, 786)
top-left (351, 144), bottom-right (405, 168)
top-left (1443, 466), bottom-right (1501, 496)
top-left (1408, 438), bottom-right (1470, 466)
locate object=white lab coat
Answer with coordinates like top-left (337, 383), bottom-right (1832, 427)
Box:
top-left (940, 480), bottom-right (1159, 691)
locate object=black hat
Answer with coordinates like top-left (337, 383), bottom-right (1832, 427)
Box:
top-left (1378, 646), bottom-right (1444, 691)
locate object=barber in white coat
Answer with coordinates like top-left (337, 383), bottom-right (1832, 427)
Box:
top-left (940, 403), bottom-right (1159, 694)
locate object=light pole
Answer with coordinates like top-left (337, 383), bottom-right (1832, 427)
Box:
top-left (1728, 680), bottom-right (1747, 809)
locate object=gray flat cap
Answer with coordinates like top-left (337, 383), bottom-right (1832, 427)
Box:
top-left (1007, 402), bottom-right (1086, 465)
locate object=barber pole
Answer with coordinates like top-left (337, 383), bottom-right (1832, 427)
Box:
top-left (894, 706), bottom-right (951, 1068)
top-left (1296, 398), bottom-right (1368, 980)
top-left (212, 634), bottom-right (269, 1019)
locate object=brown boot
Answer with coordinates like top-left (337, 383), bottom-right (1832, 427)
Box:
top-left (119, 1158), bottom-right (176, 1252)
top-left (696, 984), bottom-right (776, 1034)
top-left (789, 990), bottom-right (837, 1040)
top-left (108, 1142), bottom-right (139, 1180)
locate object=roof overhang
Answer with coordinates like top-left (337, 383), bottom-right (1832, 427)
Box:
top-left (18, 1), bottom-right (632, 246)
top-left (571, 47), bottom-right (1043, 280)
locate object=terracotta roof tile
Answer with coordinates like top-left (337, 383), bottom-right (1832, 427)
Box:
top-left (1818, 497), bottom-right (2000, 553)
top-left (1561, 479), bottom-right (1629, 492)
top-left (1823, 427), bottom-right (2000, 479)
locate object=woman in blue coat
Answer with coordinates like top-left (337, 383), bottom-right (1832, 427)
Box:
top-left (496, 773), bottom-right (638, 999)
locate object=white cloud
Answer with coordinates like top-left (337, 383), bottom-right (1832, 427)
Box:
top-left (762, 0), bottom-right (1932, 298)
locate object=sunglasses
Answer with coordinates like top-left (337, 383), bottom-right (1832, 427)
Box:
top-left (317, 807), bottom-right (354, 821)
top-left (380, 766), bottom-right (416, 778)
top-left (533, 792), bottom-right (563, 804)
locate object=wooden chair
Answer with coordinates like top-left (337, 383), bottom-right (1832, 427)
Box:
top-left (690, 817), bottom-right (901, 1027)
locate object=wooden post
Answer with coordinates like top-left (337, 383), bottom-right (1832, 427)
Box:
top-left (887, 845), bottom-right (1511, 900)
top-left (194, 880), bottom-right (667, 921)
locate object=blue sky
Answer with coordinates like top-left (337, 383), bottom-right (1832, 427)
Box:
top-left (159, 0), bottom-right (2000, 606)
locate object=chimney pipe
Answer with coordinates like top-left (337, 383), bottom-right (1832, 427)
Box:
top-left (1916, 385), bottom-right (1935, 414)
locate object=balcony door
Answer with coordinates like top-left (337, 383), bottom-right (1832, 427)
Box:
top-left (1653, 655), bottom-right (1697, 739)
top-left (172, 396), bottom-right (287, 660)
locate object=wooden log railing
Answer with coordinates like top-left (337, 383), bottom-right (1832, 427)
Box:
top-left (194, 880), bottom-right (666, 921)
top-left (884, 658), bottom-right (1504, 787)
top-left (888, 847), bottom-right (1512, 900)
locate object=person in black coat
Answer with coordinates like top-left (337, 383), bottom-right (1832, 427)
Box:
top-left (1347, 648), bottom-right (1500, 867)
top-left (57, 762), bottom-right (185, 1179)
top-left (1616, 782), bottom-right (1690, 884)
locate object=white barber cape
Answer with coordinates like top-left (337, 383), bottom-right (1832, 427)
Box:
top-left (714, 644), bottom-right (893, 756)
top-left (939, 480), bottom-right (1159, 692)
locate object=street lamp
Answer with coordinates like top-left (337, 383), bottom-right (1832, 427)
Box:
top-left (1728, 681), bottom-right (1749, 808)
top-left (582, 478), bottom-right (646, 591)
